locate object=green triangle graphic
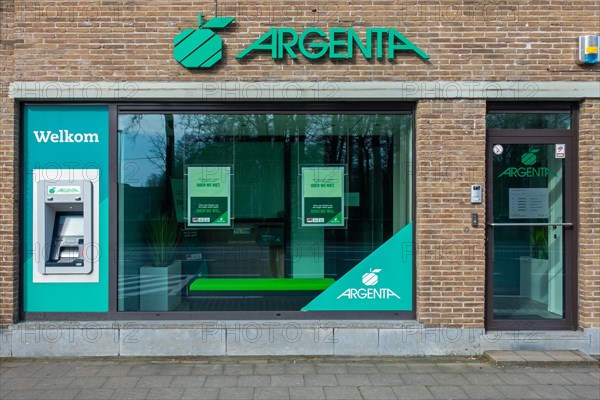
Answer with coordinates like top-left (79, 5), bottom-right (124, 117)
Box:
top-left (302, 222), bottom-right (413, 311)
top-left (213, 211), bottom-right (228, 224)
top-left (327, 211), bottom-right (343, 225)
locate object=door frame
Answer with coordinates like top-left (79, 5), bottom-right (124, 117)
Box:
top-left (485, 103), bottom-right (578, 331)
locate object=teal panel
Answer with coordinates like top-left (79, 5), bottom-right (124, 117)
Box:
top-left (23, 105), bottom-right (109, 312)
top-left (302, 223), bottom-right (413, 311)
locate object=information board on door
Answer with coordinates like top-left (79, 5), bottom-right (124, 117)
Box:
top-left (509, 188), bottom-right (549, 219)
top-left (301, 166), bottom-right (345, 227)
top-left (187, 166), bottom-right (231, 227)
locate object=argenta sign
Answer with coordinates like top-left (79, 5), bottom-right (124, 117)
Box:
top-left (236, 27), bottom-right (430, 61)
top-left (174, 14), bottom-right (429, 69)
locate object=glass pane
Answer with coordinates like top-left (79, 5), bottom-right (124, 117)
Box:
top-left (117, 112), bottom-right (412, 312)
top-left (492, 143), bottom-right (565, 320)
top-left (487, 113), bottom-right (571, 129)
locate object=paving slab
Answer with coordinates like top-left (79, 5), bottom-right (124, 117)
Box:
top-left (484, 349), bottom-right (598, 366)
top-left (289, 386), bottom-right (326, 400)
top-left (0, 356), bottom-right (598, 400)
top-left (323, 386), bottom-right (362, 400)
top-left (460, 385), bottom-right (505, 399)
top-left (563, 384), bottom-right (600, 399)
top-left (41, 389), bottom-right (82, 400)
top-left (253, 386), bottom-right (290, 400)
top-left (359, 386), bottom-right (398, 400)
top-left (217, 387), bottom-right (254, 400)
top-left (392, 385), bottom-right (433, 400)
top-left (236, 375), bottom-right (271, 387)
top-left (426, 385), bottom-right (469, 400)
top-left (2, 389), bottom-right (46, 400)
top-left (546, 350), bottom-right (598, 363)
top-left (74, 389), bottom-right (115, 400)
top-left (181, 387), bottom-right (219, 400)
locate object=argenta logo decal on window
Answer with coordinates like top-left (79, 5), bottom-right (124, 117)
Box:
top-left (336, 268), bottom-right (401, 300)
top-left (302, 223), bottom-right (413, 311)
top-left (498, 149), bottom-right (558, 178)
top-left (174, 13), bottom-right (429, 69)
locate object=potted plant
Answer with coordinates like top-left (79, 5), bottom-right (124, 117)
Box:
top-left (139, 214), bottom-right (182, 311)
top-left (519, 227), bottom-right (549, 302)
top-left (530, 226), bottom-right (549, 260)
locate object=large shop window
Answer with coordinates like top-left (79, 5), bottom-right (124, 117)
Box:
top-left (117, 111), bottom-right (413, 312)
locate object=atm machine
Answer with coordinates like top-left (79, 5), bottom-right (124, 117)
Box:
top-left (37, 179), bottom-right (93, 274)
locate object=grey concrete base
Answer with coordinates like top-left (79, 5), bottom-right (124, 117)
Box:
top-left (484, 350), bottom-right (598, 366)
top-left (1, 329), bottom-right (12, 357)
top-left (480, 330), bottom-right (591, 354)
top-left (2, 321), bottom-right (599, 358)
top-left (379, 327), bottom-right (483, 356)
top-left (585, 327), bottom-right (600, 355)
top-left (4, 323), bottom-right (119, 357)
top-left (120, 327), bottom-right (226, 356)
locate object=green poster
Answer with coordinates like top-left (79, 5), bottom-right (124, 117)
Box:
top-left (187, 166), bottom-right (231, 227)
top-left (302, 166), bottom-right (345, 227)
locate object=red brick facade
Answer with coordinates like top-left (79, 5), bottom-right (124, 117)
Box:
top-left (578, 99), bottom-right (600, 329)
top-left (416, 100), bottom-right (487, 328)
top-left (1, 1), bottom-right (599, 328)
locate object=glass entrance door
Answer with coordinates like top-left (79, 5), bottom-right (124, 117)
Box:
top-left (487, 138), bottom-right (575, 328)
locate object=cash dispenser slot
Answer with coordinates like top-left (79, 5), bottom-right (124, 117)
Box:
top-left (47, 213), bottom-right (85, 267)
top-left (38, 180), bottom-right (93, 274)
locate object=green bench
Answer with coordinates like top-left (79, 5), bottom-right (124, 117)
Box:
top-left (189, 278), bottom-right (334, 295)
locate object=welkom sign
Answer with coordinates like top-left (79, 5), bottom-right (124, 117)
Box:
top-left (174, 14), bottom-right (429, 68)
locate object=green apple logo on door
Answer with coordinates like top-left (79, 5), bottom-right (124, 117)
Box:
top-left (521, 149), bottom-right (539, 165)
top-left (174, 14), bottom-right (235, 68)
top-left (498, 148), bottom-right (558, 178)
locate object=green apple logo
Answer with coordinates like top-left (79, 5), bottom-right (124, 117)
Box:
top-left (362, 269), bottom-right (382, 286)
top-left (521, 149), bottom-right (539, 166)
top-left (174, 14), bottom-right (235, 68)
top-left (48, 187), bottom-right (56, 194)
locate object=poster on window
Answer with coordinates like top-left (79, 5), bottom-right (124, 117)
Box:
top-left (301, 166), bottom-right (345, 227)
top-left (187, 166), bottom-right (231, 227)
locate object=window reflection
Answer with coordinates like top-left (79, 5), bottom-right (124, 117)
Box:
top-left (117, 112), bottom-right (413, 312)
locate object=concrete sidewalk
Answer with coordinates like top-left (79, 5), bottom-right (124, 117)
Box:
top-left (0, 356), bottom-right (598, 400)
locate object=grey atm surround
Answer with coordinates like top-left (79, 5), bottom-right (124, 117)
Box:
top-left (37, 180), bottom-right (93, 274)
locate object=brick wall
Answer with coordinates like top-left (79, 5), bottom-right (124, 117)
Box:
top-left (415, 100), bottom-right (487, 328)
top-left (1, 0), bottom-right (18, 328)
top-left (578, 99), bottom-right (600, 328)
top-left (4, 0), bottom-right (600, 82)
top-left (0, 1), bottom-right (599, 328)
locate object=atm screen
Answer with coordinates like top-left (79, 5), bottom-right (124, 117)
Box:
top-left (56, 214), bottom-right (84, 237)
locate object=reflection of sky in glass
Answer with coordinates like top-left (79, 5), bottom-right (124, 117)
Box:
top-left (119, 113), bottom-right (412, 187)
top-left (118, 114), bottom-right (166, 187)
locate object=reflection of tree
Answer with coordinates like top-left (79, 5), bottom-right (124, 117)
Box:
top-left (119, 114), bottom-right (168, 188)
top-left (145, 133), bottom-right (167, 187)
top-left (125, 112), bottom-right (409, 241)
top-left (296, 114), bottom-right (408, 247)
top-left (487, 113), bottom-right (570, 129)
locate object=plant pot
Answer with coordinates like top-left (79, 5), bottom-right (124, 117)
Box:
top-left (139, 260), bottom-right (182, 311)
top-left (519, 256), bottom-right (549, 303)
